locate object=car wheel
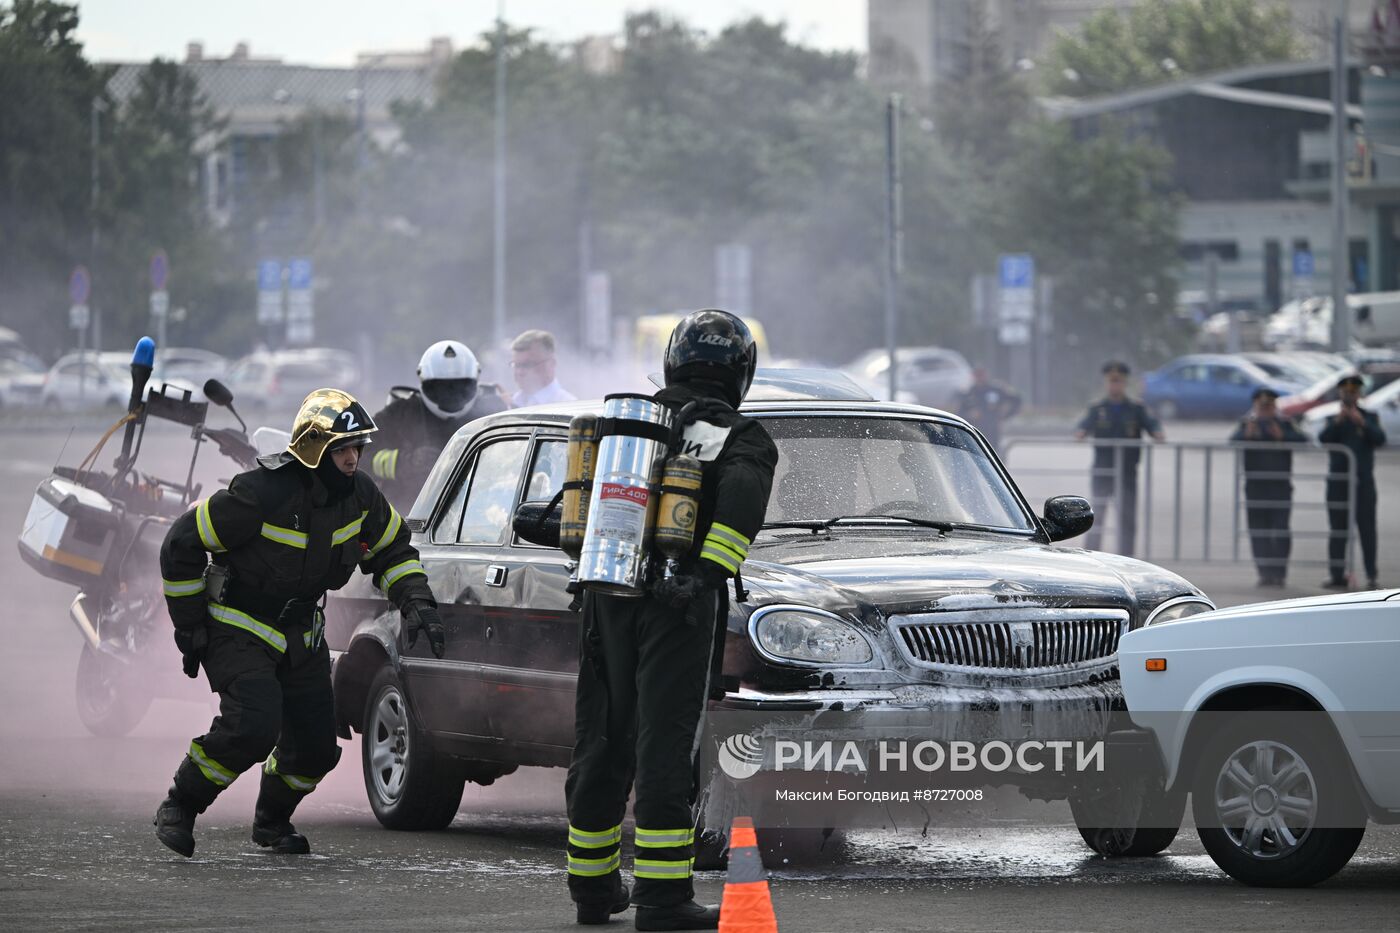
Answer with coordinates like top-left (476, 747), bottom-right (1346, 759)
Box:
top-left (1192, 720), bottom-right (1364, 887)
top-left (1070, 783), bottom-right (1184, 857)
top-left (1155, 399), bottom-right (1179, 421)
top-left (361, 664), bottom-right (465, 831)
top-left (75, 643), bottom-right (151, 737)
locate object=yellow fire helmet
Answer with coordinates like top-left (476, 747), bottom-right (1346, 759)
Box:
top-left (287, 388), bottom-right (378, 468)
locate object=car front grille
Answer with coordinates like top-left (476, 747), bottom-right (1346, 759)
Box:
top-left (892, 608), bottom-right (1128, 677)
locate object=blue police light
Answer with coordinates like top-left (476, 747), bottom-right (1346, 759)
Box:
top-left (132, 336), bottom-right (156, 367)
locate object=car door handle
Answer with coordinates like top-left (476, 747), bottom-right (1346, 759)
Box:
top-left (486, 565), bottom-right (508, 587)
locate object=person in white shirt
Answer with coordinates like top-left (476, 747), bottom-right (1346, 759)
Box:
top-left (510, 329), bottom-right (576, 407)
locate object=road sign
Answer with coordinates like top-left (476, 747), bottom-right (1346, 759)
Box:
top-left (149, 290), bottom-right (170, 318)
top-left (285, 258), bottom-right (314, 344)
top-left (257, 259), bottom-right (284, 324)
top-left (150, 250), bottom-right (169, 291)
top-left (997, 254), bottom-right (1035, 341)
top-left (288, 258), bottom-right (313, 291)
top-left (69, 304), bottom-right (90, 330)
top-left (1292, 250), bottom-right (1315, 278)
top-left (69, 266), bottom-right (90, 306)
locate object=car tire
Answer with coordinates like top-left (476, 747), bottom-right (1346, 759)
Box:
top-left (1192, 718), bottom-right (1364, 887)
top-left (361, 664), bottom-right (465, 831)
top-left (1070, 783), bottom-right (1184, 857)
top-left (75, 643), bottom-right (151, 737)
top-left (693, 825), bottom-right (841, 871)
top-left (1155, 399), bottom-right (1179, 421)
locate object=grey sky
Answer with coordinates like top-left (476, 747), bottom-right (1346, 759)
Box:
top-left (75, 0), bottom-right (866, 65)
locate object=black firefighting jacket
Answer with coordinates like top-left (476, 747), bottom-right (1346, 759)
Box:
top-left (369, 387), bottom-right (508, 509)
top-left (160, 453), bottom-right (434, 655)
top-left (654, 383), bottom-right (779, 579)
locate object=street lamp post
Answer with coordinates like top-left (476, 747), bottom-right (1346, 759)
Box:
top-left (493, 2), bottom-right (509, 354)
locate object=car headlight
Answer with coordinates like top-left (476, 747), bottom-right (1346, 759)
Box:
top-left (749, 606), bottom-right (874, 665)
top-left (1143, 595), bottom-right (1215, 626)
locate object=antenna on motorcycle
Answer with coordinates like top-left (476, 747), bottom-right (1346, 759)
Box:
top-left (203, 378), bottom-right (248, 433)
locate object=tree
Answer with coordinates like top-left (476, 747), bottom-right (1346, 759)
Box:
top-left (993, 120), bottom-right (1183, 393)
top-left (0, 0), bottom-right (107, 354)
top-left (1046, 0), bottom-right (1307, 97)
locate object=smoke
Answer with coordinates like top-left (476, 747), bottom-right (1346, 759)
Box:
top-left (0, 421), bottom-right (567, 824)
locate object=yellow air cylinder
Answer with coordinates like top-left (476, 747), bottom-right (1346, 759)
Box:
top-left (655, 453), bottom-right (703, 573)
top-left (560, 415), bottom-right (599, 560)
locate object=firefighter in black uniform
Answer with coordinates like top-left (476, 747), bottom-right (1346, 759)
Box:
top-left (153, 389), bottom-right (446, 858)
top-left (1075, 361), bottom-right (1165, 556)
top-left (370, 339), bottom-right (507, 508)
top-left (1229, 387), bottom-right (1307, 587)
top-left (1320, 373), bottom-right (1387, 589)
top-left (565, 311), bottom-right (778, 930)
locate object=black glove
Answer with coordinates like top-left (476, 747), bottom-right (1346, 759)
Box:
top-left (404, 601), bottom-right (446, 659)
top-left (652, 564), bottom-right (727, 609)
top-left (174, 624), bottom-right (209, 679)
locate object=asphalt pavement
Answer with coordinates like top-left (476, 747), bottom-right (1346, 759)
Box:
top-left (2, 418), bottom-right (1397, 931)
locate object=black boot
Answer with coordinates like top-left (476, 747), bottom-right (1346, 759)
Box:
top-left (153, 787), bottom-right (198, 858)
top-left (634, 901), bottom-right (720, 931)
top-left (252, 770), bottom-right (311, 854)
top-left (576, 880), bottom-right (631, 925)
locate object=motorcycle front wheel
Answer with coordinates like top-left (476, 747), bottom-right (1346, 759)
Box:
top-left (75, 642), bottom-right (152, 737)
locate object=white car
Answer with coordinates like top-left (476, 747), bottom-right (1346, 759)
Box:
top-left (1119, 590), bottom-right (1400, 886)
top-left (1303, 376), bottom-right (1400, 438)
top-left (842, 346), bottom-right (972, 408)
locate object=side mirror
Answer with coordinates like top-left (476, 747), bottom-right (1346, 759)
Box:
top-left (513, 499), bottom-right (562, 549)
top-left (1042, 495), bottom-right (1093, 543)
top-left (204, 379), bottom-right (234, 407)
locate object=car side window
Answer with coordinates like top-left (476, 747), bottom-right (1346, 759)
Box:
top-left (451, 439), bottom-right (529, 546)
top-left (524, 439), bottom-right (568, 502)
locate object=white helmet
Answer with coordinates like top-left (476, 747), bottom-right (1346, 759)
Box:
top-left (417, 340), bottom-right (481, 419)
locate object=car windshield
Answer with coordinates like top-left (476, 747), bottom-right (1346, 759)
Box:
top-left (760, 415), bottom-right (1034, 532)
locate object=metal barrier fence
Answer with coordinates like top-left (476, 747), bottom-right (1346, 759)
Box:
top-left (1002, 438), bottom-right (1358, 577)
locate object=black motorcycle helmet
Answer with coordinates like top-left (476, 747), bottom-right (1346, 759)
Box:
top-left (663, 309), bottom-right (758, 404)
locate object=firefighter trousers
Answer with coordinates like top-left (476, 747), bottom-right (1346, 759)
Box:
top-left (172, 619), bottom-right (340, 815)
top-left (565, 588), bottom-right (719, 908)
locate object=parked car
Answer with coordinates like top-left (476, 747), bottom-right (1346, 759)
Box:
top-left (1303, 374), bottom-right (1400, 438)
top-left (39, 352), bottom-right (131, 410)
top-left (1195, 311), bottom-right (1267, 352)
top-left (1265, 292), bottom-right (1400, 349)
top-left (1279, 364), bottom-right (1400, 419)
top-left (842, 346), bottom-right (973, 408)
top-left (1119, 589), bottom-right (1400, 886)
top-left (1144, 354), bottom-right (1302, 420)
top-left (0, 355), bottom-right (47, 410)
top-left (324, 369), bottom-right (1212, 855)
top-left (226, 348), bottom-right (361, 418)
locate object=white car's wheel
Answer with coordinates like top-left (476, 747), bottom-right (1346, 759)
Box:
top-left (1193, 720), bottom-right (1363, 886)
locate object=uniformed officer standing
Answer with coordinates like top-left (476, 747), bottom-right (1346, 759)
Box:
top-left (1230, 387), bottom-right (1307, 587)
top-left (955, 366), bottom-right (1022, 449)
top-left (1319, 373), bottom-right (1387, 589)
top-left (565, 311), bottom-right (778, 930)
top-left (370, 340), bottom-right (507, 509)
top-left (1075, 361), bottom-right (1165, 556)
top-left (154, 389), bottom-right (446, 857)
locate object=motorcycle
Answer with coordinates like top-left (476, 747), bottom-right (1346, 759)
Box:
top-left (17, 338), bottom-right (261, 736)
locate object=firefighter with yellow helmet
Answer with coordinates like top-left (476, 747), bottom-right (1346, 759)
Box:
top-left (153, 388), bottom-right (444, 858)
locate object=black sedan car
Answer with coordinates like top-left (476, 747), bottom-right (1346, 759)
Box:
top-left (325, 370), bottom-right (1212, 853)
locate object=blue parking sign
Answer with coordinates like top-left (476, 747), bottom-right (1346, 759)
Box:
top-left (258, 259), bottom-right (283, 292)
top-left (288, 258), bottom-right (313, 291)
top-left (1292, 250), bottom-right (1314, 278)
top-left (999, 254), bottom-right (1034, 290)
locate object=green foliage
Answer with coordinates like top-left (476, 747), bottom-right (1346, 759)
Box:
top-left (0, 0), bottom-right (106, 353)
top-left (1046, 0), bottom-right (1307, 97)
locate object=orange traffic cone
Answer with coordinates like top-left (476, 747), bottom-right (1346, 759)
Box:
top-left (718, 816), bottom-right (778, 933)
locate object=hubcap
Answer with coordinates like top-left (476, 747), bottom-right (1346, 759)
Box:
top-left (369, 685), bottom-right (410, 804)
top-left (1214, 740), bottom-right (1317, 859)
